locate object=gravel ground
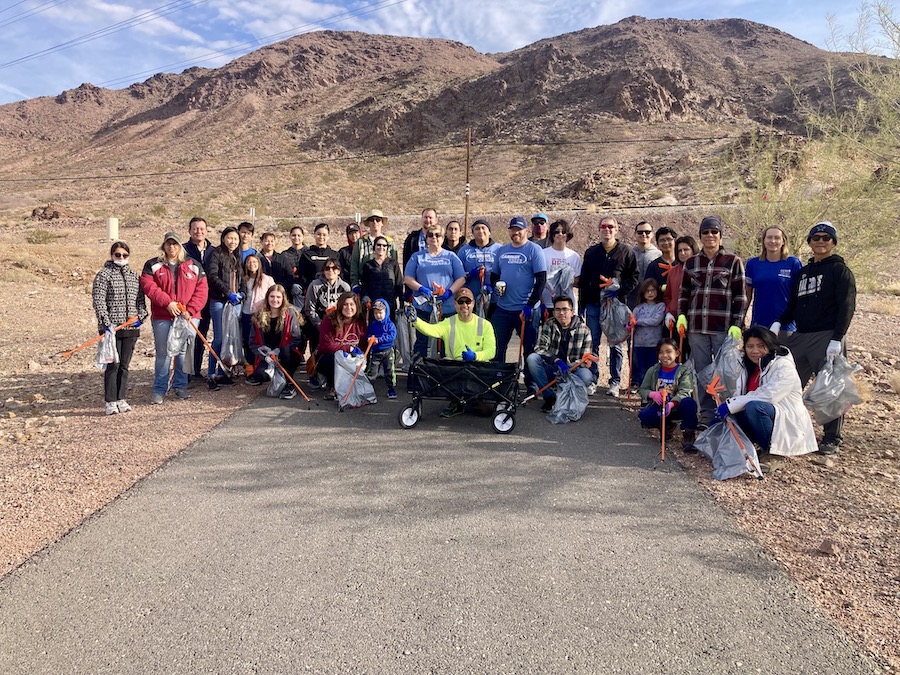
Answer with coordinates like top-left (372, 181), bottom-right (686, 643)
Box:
top-left (1, 229), bottom-right (898, 671)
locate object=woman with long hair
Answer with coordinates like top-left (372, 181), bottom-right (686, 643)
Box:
top-left (241, 254), bottom-right (275, 371)
top-left (205, 226), bottom-right (247, 389)
top-left (745, 225), bottom-right (802, 332)
top-left (360, 235), bottom-right (403, 321)
top-left (92, 241), bottom-right (148, 414)
top-left (140, 232), bottom-right (208, 404)
top-left (247, 284), bottom-right (305, 399)
top-left (315, 291), bottom-right (367, 400)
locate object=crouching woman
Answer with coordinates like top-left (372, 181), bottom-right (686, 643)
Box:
top-left (247, 284), bottom-right (304, 399)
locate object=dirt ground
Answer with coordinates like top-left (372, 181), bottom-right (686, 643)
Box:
top-left (1, 222), bottom-right (898, 671)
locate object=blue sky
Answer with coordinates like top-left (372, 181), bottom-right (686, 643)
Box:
top-left (0, 0), bottom-right (864, 105)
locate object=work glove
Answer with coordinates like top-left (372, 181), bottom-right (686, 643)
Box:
top-left (415, 286), bottom-right (434, 298)
top-left (352, 285), bottom-right (362, 295)
top-left (482, 284), bottom-right (493, 296)
top-left (712, 402), bottom-right (730, 424)
top-left (648, 391), bottom-right (664, 406)
top-left (827, 340), bottom-right (842, 357)
top-left (258, 346), bottom-right (272, 357)
top-left (462, 345), bottom-right (476, 362)
top-left (270, 347), bottom-right (280, 359)
top-left (554, 358), bottom-right (569, 374)
top-left (520, 306), bottom-right (533, 321)
top-left (727, 326), bottom-right (742, 342)
top-left (676, 314), bottom-right (687, 337)
top-left (664, 402), bottom-right (675, 416)
top-left (228, 292), bottom-right (242, 305)
top-left (404, 305), bottom-right (418, 323)
top-left (438, 289), bottom-right (452, 302)
top-left (466, 266), bottom-right (482, 280)
top-left (665, 313), bottom-right (675, 330)
top-left (769, 322), bottom-right (781, 335)
top-left (103, 326), bottom-right (113, 335)
top-left (350, 346), bottom-right (363, 356)
top-left (132, 319), bottom-right (142, 329)
top-left (362, 296), bottom-right (372, 309)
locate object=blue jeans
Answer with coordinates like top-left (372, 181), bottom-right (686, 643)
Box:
top-left (492, 307), bottom-right (538, 388)
top-left (525, 353), bottom-right (592, 399)
top-left (208, 301), bottom-right (225, 378)
top-left (733, 401), bottom-right (776, 452)
top-left (584, 302), bottom-right (623, 386)
top-left (638, 397), bottom-right (699, 430)
top-left (152, 319), bottom-right (189, 395)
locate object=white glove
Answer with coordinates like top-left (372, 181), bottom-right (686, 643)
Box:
top-left (259, 346), bottom-right (272, 357)
top-left (665, 313), bottom-right (675, 329)
top-left (826, 340), bottom-right (842, 357)
top-left (769, 322), bottom-right (781, 335)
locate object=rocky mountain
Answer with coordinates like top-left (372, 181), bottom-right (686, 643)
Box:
top-left (0, 17), bottom-right (863, 223)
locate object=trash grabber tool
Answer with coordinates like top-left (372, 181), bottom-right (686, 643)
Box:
top-left (659, 387), bottom-right (668, 462)
top-left (341, 336), bottom-right (378, 407)
top-left (626, 313), bottom-right (637, 401)
top-left (269, 354), bottom-right (313, 404)
top-left (430, 283), bottom-right (445, 355)
top-left (677, 322), bottom-right (685, 363)
top-left (478, 266), bottom-right (487, 318)
top-left (706, 374), bottom-right (764, 480)
top-left (522, 354), bottom-right (598, 405)
top-left (179, 303), bottom-right (229, 375)
top-left (57, 315), bottom-right (138, 360)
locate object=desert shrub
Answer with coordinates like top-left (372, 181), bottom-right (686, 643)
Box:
top-left (26, 229), bottom-right (58, 244)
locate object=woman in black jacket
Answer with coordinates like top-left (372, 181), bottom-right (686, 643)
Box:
top-left (360, 235), bottom-right (403, 321)
top-left (205, 227), bottom-right (247, 389)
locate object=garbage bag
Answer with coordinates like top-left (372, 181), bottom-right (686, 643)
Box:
top-left (395, 304), bottom-right (415, 372)
top-left (166, 314), bottom-right (195, 361)
top-left (334, 351), bottom-right (377, 409)
top-left (266, 365), bottom-right (286, 398)
top-left (547, 374), bottom-right (589, 424)
top-left (695, 418), bottom-right (763, 480)
top-left (220, 304), bottom-right (243, 367)
top-left (95, 331), bottom-right (119, 371)
top-left (545, 266), bottom-right (576, 305)
top-left (802, 353), bottom-right (863, 425)
top-left (696, 335), bottom-right (742, 400)
top-left (600, 298), bottom-right (633, 346)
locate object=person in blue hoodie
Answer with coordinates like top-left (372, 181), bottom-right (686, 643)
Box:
top-left (366, 298), bottom-right (398, 399)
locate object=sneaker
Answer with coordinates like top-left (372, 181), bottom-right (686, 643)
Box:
top-left (818, 440), bottom-right (840, 456)
top-left (323, 388), bottom-right (336, 401)
top-left (540, 395), bottom-right (557, 413)
top-left (105, 402), bottom-right (119, 415)
top-left (587, 383), bottom-right (597, 396)
top-left (207, 378), bottom-right (221, 391)
top-left (246, 374), bottom-right (265, 386)
top-left (681, 429), bottom-right (698, 453)
top-left (174, 388), bottom-right (190, 400)
top-left (216, 375), bottom-right (236, 386)
top-left (440, 401), bottom-right (465, 418)
top-left (279, 385), bottom-right (296, 400)
top-left (606, 384), bottom-right (620, 398)
top-left (308, 375), bottom-right (322, 390)
top-left (116, 400), bottom-right (132, 413)
top-left (387, 386), bottom-right (397, 399)
top-left (151, 393), bottom-right (164, 405)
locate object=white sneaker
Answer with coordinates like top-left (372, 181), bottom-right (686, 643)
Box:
top-left (587, 383), bottom-right (597, 396)
top-left (105, 402), bottom-right (119, 415)
top-left (606, 384), bottom-right (620, 398)
top-left (116, 400), bottom-right (132, 413)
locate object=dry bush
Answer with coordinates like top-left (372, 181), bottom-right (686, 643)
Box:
top-left (25, 229), bottom-right (58, 244)
top-left (855, 376), bottom-right (874, 402)
top-left (0, 268), bottom-right (42, 284)
top-left (868, 296), bottom-right (900, 316)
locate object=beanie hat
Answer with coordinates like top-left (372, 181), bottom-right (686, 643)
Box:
top-left (699, 216), bottom-right (723, 234)
top-left (807, 221), bottom-right (838, 244)
top-left (472, 218), bottom-right (491, 232)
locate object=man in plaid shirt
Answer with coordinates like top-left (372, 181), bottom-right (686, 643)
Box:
top-left (677, 216), bottom-right (747, 423)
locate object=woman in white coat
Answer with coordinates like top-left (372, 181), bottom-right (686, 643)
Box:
top-left (719, 326), bottom-right (817, 467)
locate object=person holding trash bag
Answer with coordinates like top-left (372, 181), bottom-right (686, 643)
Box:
top-left (92, 241), bottom-right (149, 415)
top-left (315, 291), bottom-right (367, 401)
top-left (205, 226), bottom-right (246, 390)
top-left (773, 221), bottom-right (856, 456)
top-left (638, 338), bottom-right (699, 451)
top-left (526, 295), bottom-right (593, 413)
top-left (247, 284), bottom-right (305, 399)
top-left (140, 232), bottom-right (208, 405)
top-left (360, 235), bottom-right (404, 321)
top-left (713, 326), bottom-right (817, 471)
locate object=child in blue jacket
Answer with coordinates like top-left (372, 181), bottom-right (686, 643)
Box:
top-left (366, 298), bottom-right (398, 398)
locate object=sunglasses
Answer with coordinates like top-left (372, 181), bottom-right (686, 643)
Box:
top-left (374, 243), bottom-right (388, 248)
top-left (113, 252), bottom-right (129, 259)
top-left (636, 230), bottom-right (652, 235)
top-left (599, 225), bottom-right (615, 230)
top-left (455, 298), bottom-right (473, 305)
top-left (426, 233), bottom-right (442, 239)
top-left (810, 234), bottom-right (833, 242)
top-left (700, 229), bottom-right (720, 235)
top-left (323, 266), bottom-right (339, 271)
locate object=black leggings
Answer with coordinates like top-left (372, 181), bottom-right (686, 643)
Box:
top-left (104, 333), bottom-right (138, 402)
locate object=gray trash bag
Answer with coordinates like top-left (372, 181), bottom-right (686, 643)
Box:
top-left (696, 335), bottom-right (742, 400)
top-left (802, 353), bottom-right (863, 425)
top-left (334, 351), bottom-right (377, 410)
top-left (395, 304), bottom-right (415, 372)
top-left (266, 365), bottom-right (286, 398)
top-left (166, 314), bottom-right (195, 361)
top-left (95, 330), bottom-right (119, 371)
top-left (600, 298), bottom-right (633, 346)
top-left (545, 266), bottom-right (576, 304)
top-left (694, 418), bottom-right (763, 480)
top-left (547, 375), bottom-right (589, 424)
top-left (220, 304), bottom-right (243, 367)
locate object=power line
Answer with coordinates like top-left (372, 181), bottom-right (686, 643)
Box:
top-left (0, 0), bottom-right (73, 29)
top-left (0, 136), bottom-right (740, 184)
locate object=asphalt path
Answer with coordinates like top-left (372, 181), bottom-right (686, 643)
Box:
top-left (0, 378), bottom-right (876, 673)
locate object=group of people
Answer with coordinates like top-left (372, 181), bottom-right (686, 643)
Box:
top-left (91, 209), bottom-right (856, 466)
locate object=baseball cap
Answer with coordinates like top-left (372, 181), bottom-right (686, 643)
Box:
top-left (508, 216), bottom-right (528, 230)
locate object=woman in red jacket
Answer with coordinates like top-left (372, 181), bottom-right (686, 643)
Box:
top-left (140, 231), bottom-right (209, 404)
top-left (315, 291), bottom-right (366, 400)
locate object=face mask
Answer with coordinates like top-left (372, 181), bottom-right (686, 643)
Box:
top-left (113, 259), bottom-right (128, 266)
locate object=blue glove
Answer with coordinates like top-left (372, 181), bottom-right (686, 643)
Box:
top-left (712, 402), bottom-right (730, 424)
top-left (352, 285), bottom-right (362, 295)
top-left (415, 286), bottom-right (434, 298)
top-left (350, 346), bottom-right (363, 356)
top-left (466, 266), bottom-right (482, 280)
top-left (604, 289), bottom-right (619, 299)
top-left (520, 306), bottom-right (533, 321)
top-left (132, 319), bottom-right (142, 329)
top-left (462, 345), bottom-right (476, 362)
top-left (439, 289), bottom-right (452, 302)
top-left (104, 326), bottom-right (113, 334)
top-left (228, 292), bottom-right (241, 305)
top-left (555, 358), bottom-right (569, 374)
top-left (482, 284), bottom-right (493, 296)
top-left (404, 305), bottom-right (418, 323)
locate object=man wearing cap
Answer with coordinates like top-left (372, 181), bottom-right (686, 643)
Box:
top-left (338, 223), bottom-right (360, 283)
top-left (403, 208), bottom-right (438, 267)
top-left (676, 215), bottom-right (747, 423)
top-left (183, 216), bottom-right (214, 379)
top-left (406, 288), bottom-right (497, 417)
top-left (351, 210), bottom-right (397, 289)
top-left (457, 218), bottom-right (501, 317)
top-left (529, 212), bottom-right (551, 249)
top-left (578, 216), bottom-right (638, 397)
top-left (773, 221), bottom-right (856, 456)
top-left (490, 217), bottom-right (547, 389)
top-left (627, 221), bottom-right (662, 308)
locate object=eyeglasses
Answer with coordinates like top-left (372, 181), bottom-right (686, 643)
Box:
top-left (426, 233), bottom-right (442, 239)
top-left (113, 252), bottom-right (129, 259)
top-left (810, 234), bottom-right (833, 242)
top-left (700, 229), bottom-right (720, 235)
top-left (553, 307), bottom-right (573, 313)
top-left (374, 243), bottom-right (388, 248)
top-left (636, 230), bottom-right (652, 235)
top-left (455, 298), bottom-right (473, 305)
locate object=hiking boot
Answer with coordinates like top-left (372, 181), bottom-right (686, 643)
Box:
top-left (207, 378), bottom-right (221, 391)
top-left (540, 395), bottom-right (557, 413)
top-left (818, 440), bottom-right (840, 456)
top-left (681, 429), bottom-right (698, 453)
top-left (151, 393), bottom-right (164, 405)
top-left (105, 402), bottom-right (119, 415)
top-left (216, 374), bottom-right (236, 386)
top-left (174, 388), bottom-right (190, 400)
top-left (440, 401), bottom-right (465, 418)
top-left (387, 386), bottom-right (397, 399)
top-left (279, 385), bottom-right (296, 400)
top-left (758, 453), bottom-right (784, 473)
top-left (116, 400), bottom-right (132, 413)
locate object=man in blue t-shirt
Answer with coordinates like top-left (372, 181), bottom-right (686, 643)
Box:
top-left (490, 217), bottom-right (547, 390)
